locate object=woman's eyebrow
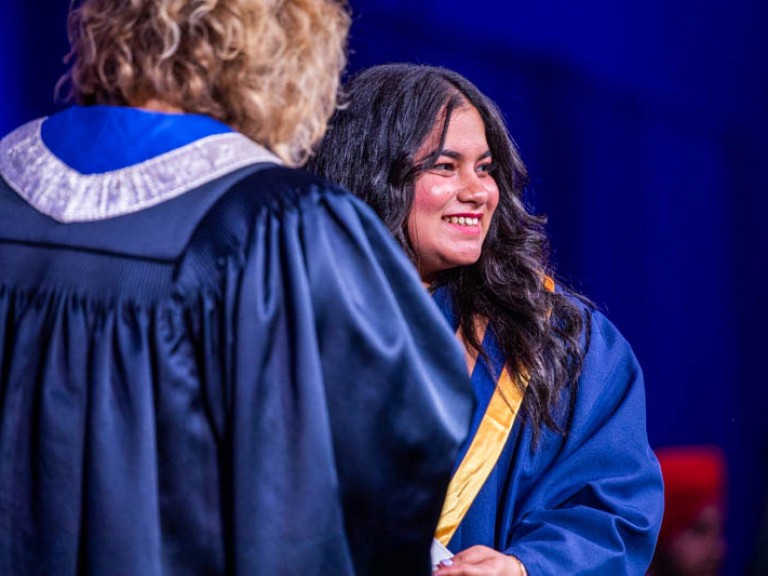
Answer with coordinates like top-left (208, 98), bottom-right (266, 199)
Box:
top-left (439, 149), bottom-right (492, 160)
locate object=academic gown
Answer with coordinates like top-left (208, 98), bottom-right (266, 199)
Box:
top-left (0, 106), bottom-right (474, 576)
top-left (432, 286), bottom-right (664, 575)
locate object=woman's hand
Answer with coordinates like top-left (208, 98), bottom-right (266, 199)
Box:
top-left (433, 545), bottom-right (526, 576)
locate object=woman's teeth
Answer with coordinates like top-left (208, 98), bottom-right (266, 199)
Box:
top-left (443, 216), bottom-right (479, 226)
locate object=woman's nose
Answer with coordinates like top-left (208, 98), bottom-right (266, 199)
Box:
top-left (457, 177), bottom-right (489, 204)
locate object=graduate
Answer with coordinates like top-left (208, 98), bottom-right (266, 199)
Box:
top-left (309, 63), bottom-right (664, 575)
top-left (0, 5), bottom-right (475, 575)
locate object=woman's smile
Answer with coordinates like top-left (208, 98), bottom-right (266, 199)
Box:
top-left (441, 213), bottom-right (482, 230)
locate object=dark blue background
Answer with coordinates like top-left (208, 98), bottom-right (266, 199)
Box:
top-left (2, 2), bottom-right (767, 573)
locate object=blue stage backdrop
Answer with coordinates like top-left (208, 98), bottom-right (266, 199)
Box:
top-left (1, 2), bottom-right (767, 574)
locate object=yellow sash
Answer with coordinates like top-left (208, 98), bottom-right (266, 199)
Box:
top-left (434, 351), bottom-right (528, 545)
top-left (434, 273), bottom-right (555, 546)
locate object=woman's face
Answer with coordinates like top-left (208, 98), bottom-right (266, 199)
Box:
top-left (407, 104), bottom-right (499, 282)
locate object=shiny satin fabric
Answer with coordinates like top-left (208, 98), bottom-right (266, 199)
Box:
top-left (0, 109), bottom-right (474, 576)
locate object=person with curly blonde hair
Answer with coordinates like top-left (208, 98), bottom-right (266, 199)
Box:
top-left (0, 3), bottom-right (475, 575)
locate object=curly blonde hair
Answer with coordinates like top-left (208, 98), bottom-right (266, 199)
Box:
top-left (58, 0), bottom-right (350, 166)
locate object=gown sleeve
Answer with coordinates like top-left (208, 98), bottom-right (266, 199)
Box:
top-left (187, 169), bottom-right (474, 576)
top-left (503, 310), bottom-right (664, 575)
top-left (307, 190), bottom-right (476, 571)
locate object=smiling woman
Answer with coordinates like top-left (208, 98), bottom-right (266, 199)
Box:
top-left (308, 63), bottom-right (665, 575)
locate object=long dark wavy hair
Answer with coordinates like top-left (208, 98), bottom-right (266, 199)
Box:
top-left (308, 64), bottom-right (587, 436)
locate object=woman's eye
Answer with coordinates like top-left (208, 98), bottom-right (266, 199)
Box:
top-left (433, 163), bottom-right (454, 171)
top-left (477, 162), bottom-right (493, 174)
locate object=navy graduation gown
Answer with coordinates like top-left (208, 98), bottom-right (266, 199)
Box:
top-left (0, 106), bottom-right (474, 575)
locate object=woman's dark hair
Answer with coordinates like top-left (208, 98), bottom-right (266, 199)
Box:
top-left (308, 63), bottom-right (586, 436)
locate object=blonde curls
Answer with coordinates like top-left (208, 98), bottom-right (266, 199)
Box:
top-left (59, 0), bottom-right (350, 166)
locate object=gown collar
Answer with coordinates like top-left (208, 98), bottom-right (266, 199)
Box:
top-left (0, 105), bottom-right (281, 223)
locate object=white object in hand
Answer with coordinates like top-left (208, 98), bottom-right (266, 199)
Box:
top-left (431, 538), bottom-right (454, 568)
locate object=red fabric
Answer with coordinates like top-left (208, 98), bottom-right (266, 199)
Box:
top-left (656, 445), bottom-right (727, 546)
